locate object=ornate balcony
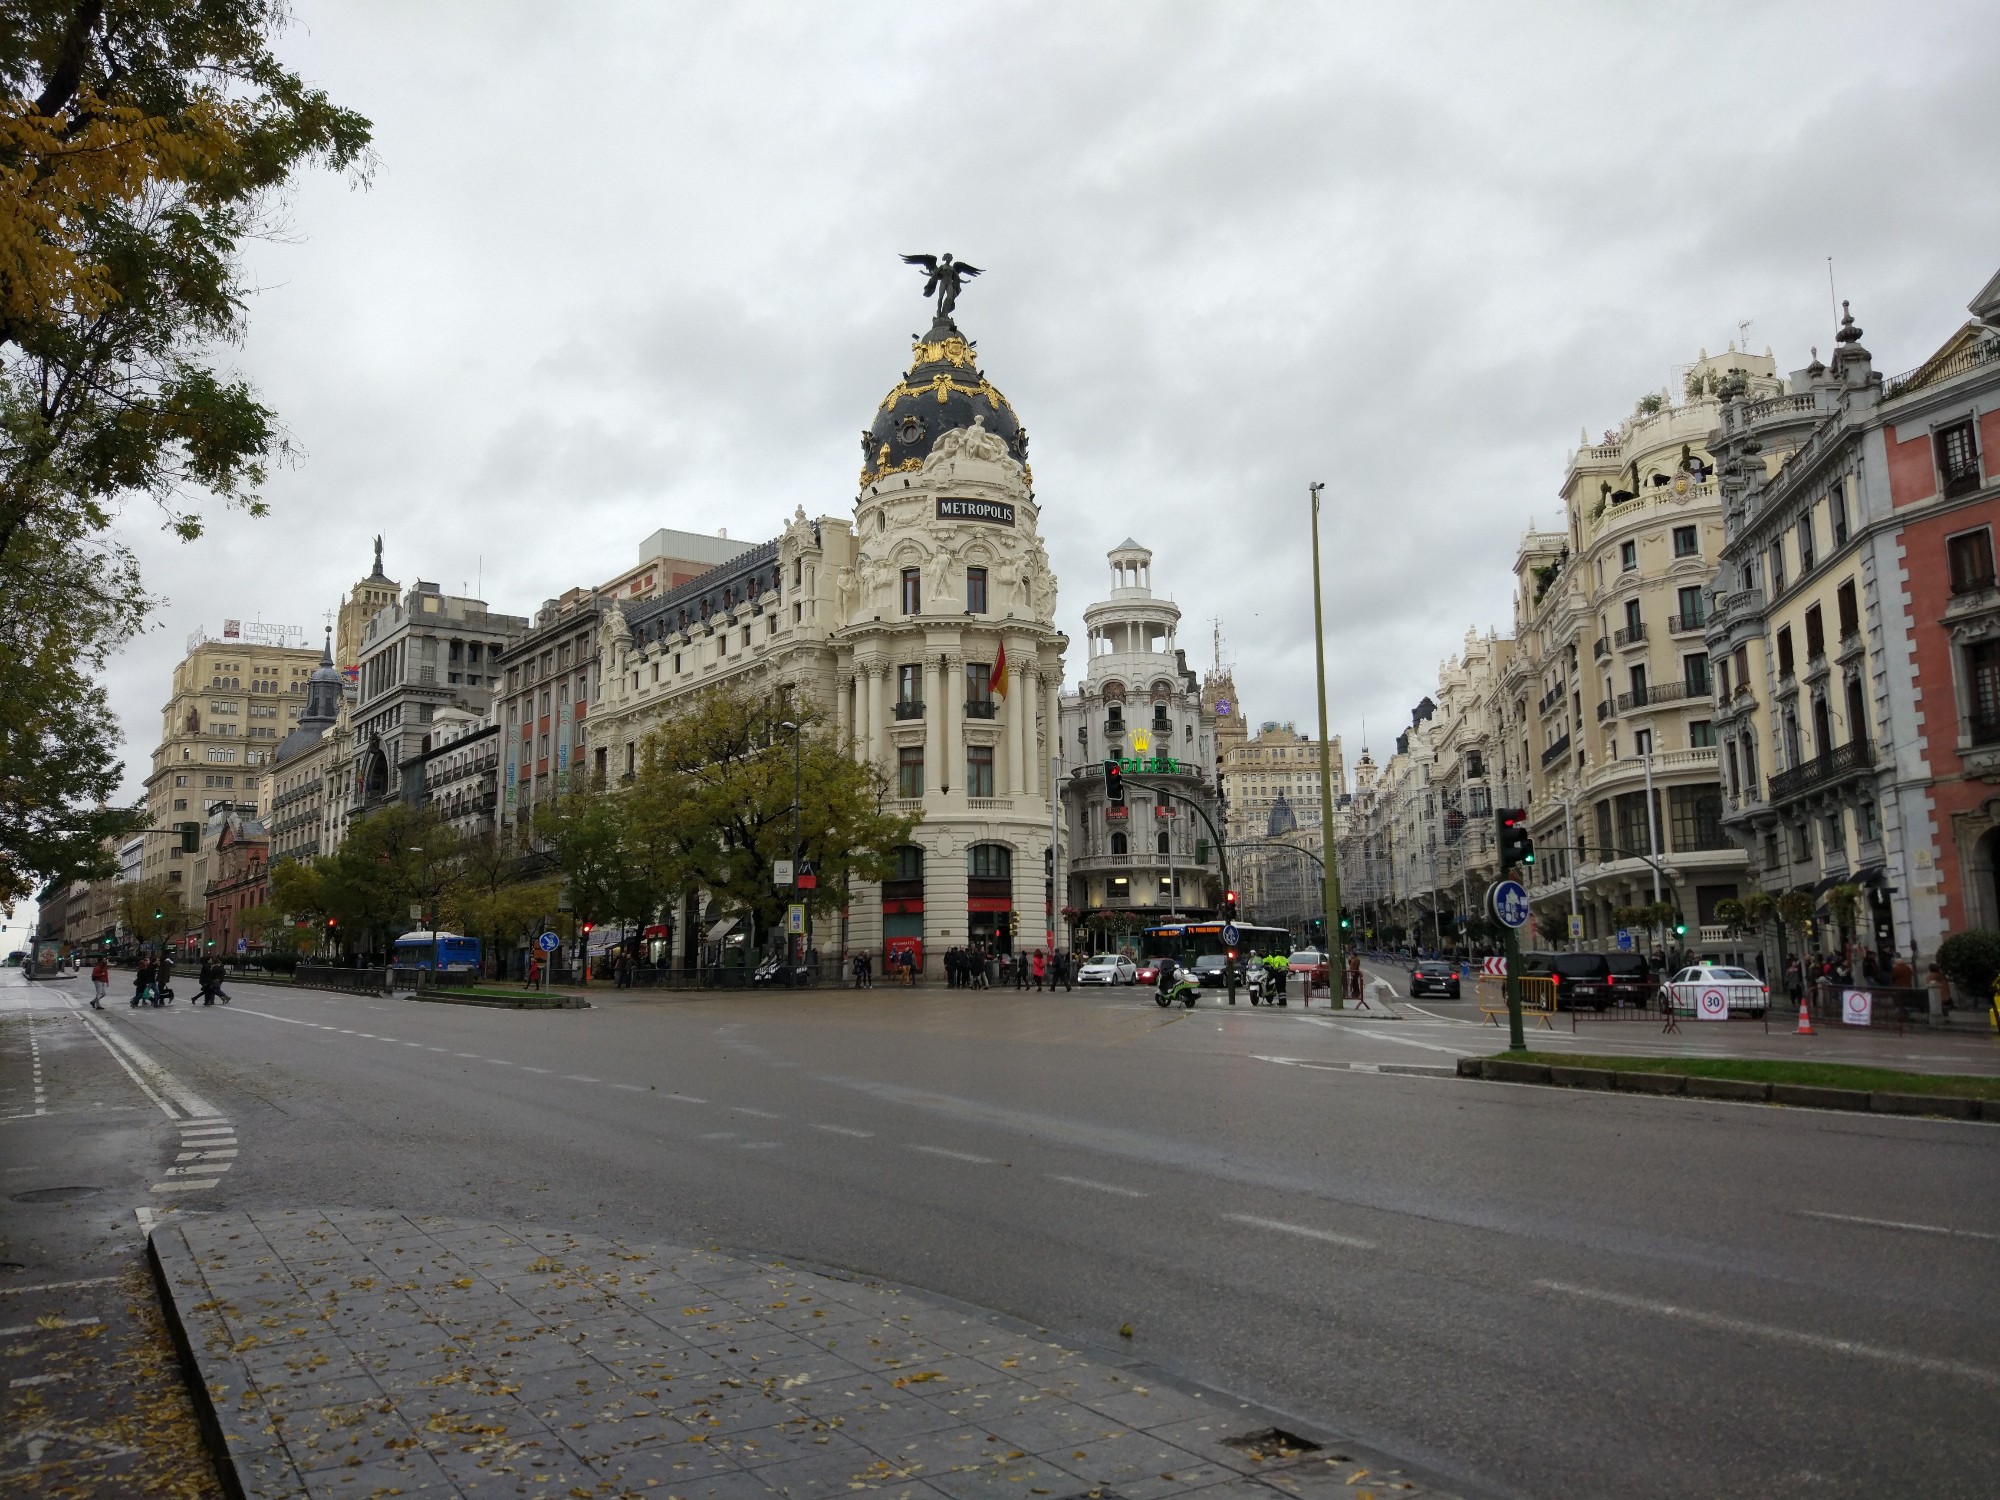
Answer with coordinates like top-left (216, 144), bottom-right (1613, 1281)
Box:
top-left (893, 700), bottom-right (925, 721)
top-left (1540, 733), bottom-right (1572, 769)
top-left (963, 699), bottom-right (997, 719)
top-left (1613, 622), bottom-right (1648, 648)
top-left (1767, 739), bottom-right (1875, 804)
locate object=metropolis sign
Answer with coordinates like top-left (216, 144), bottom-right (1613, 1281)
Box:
top-left (936, 497), bottom-right (1015, 526)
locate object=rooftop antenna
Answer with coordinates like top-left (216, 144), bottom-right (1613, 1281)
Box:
top-left (1827, 257), bottom-right (1838, 326)
top-left (476, 554), bottom-right (483, 600)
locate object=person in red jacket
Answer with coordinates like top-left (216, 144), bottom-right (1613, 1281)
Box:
top-left (1031, 949), bottom-right (1047, 990)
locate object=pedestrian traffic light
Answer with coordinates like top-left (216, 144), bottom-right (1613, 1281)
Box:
top-left (1496, 807), bottom-right (1534, 870)
top-left (1103, 760), bottom-right (1124, 806)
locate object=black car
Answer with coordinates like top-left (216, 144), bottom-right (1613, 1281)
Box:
top-left (1603, 952), bottom-right (1657, 1007)
top-left (1193, 953), bottom-right (1233, 988)
top-left (1407, 960), bottom-right (1461, 998)
top-left (1519, 951), bottom-right (1613, 1009)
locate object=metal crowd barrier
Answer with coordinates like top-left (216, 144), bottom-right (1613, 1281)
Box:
top-left (1476, 975), bottom-right (1557, 1030)
top-left (296, 965), bottom-right (390, 995)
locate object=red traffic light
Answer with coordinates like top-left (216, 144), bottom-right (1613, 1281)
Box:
top-left (1226, 890), bottom-right (1239, 905)
top-left (581, 922), bottom-right (594, 935)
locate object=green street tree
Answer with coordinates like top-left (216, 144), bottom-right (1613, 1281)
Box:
top-left (116, 875), bottom-right (189, 947)
top-left (626, 686), bottom-right (916, 945)
top-left (0, 3), bottom-right (371, 900)
top-left (449, 826), bottom-right (558, 975)
top-left (311, 805), bottom-right (460, 959)
top-left (532, 785), bottom-right (654, 938)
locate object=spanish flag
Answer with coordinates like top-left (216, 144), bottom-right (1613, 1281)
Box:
top-left (990, 643), bottom-right (1008, 699)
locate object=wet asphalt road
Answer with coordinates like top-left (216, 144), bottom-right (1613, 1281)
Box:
top-left (6, 965), bottom-right (1998, 1499)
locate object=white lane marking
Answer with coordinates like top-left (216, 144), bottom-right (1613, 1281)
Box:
top-left (739, 1141), bottom-right (781, 1150)
top-left (453, 1052), bottom-right (479, 1059)
top-left (0, 1316), bottom-right (103, 1336)
top-left (1301, 1018), bottom-right (1477, 1056)
top-left (356, 1033), bottom-right (376, 1038)
top-left (1049, 1174), bottom-right (1147, 1198)
top-left (1403, 1003), bottom-right (1482, 1026)
top-left (518, 1066), bottom-right (552, 1074)
top-left (910, 1145), bottom-right (996, 1164)
top-left (426, 1047), bottom-right (448, 1052)
top-left (809, 1123), bottom-right (873, 1139)
top-left (9, 1371), bottom-right (70, 1387)
top-left (404, 1041), bottom-right (424, 1048)
top-left (162, 1163), bottom-right (229, 1177)
top-left (1799, 1210), bottom-right (2000, 1243)
top-left (667, 1094), bottom-right (707, 1105)
top-left (485, 1059), bottom-right (512, 1066)
top-left (0, 1276), bottom-right (124, 1297)
top-left (1223, 1213), bottom-right (1375, 1249)
top-left (134, 1207), bottom-right (158, 1234)
top-left (563, 1075), bottom-right (600, 1083)
top-left (732, 1107), bottom-right (781, 1119)
top-left (1536, 1281), bottom-right (2000, 1386)
top-left (176, 1150), bottom-right (238, 1162)
top-left (699, 1131), bottom-right (738, 1140)
top-left (58, 1003), bottom-right (180, 1120)
top-left (151, 1179), bottom-right (221, 1193)
top-left (610, 1084), bottom-right (646, 1093)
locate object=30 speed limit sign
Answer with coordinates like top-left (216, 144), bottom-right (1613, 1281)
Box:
top-left (1695, 987), bottom-right (1730, 1022)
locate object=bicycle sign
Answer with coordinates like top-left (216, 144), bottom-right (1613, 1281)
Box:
top-left (1490, 880), bottom-right (1530, 930)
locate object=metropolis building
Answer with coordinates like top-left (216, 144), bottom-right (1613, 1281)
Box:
top-left (584, 294), bottom-right (1068, 975)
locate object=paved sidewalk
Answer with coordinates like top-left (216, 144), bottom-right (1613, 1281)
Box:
top-left (149, 1210), bottom-right (1460, 1500)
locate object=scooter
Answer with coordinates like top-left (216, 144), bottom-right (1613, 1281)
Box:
top-left (1155, 976), bottom-right (1200, 1009)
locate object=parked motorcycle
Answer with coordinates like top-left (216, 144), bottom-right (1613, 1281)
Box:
top-left (1155, 976), bottom-right (1201, 1009)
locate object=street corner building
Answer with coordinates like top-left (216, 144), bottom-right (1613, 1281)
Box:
top-left (580, 305), bottom-right (1069, 978)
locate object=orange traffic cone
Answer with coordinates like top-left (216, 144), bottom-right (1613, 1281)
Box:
top-left (1795, 996), bottom-right (1814, 1035)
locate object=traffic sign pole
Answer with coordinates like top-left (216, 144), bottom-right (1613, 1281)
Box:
top-left (1490, 879), bottom-right (1528, 1051)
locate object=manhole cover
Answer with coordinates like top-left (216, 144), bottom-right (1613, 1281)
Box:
top-left (10, 1186), bottom-right (104, 1204)
top-left (1219, 1428), bottom-right (1327, 1464)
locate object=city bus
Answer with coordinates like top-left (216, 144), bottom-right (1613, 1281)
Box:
top-left (1139, 920), bottom-right (1294, 976)
top-left (391, 931), bottom-right (483, 972)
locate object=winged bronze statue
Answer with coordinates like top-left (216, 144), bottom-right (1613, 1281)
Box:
top-left (902, 252), bottom-right (983, 318)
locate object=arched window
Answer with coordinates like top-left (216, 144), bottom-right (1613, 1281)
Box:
top-left (968, 844), bottom-right (1011, 879)
top-left (1110, 832), bottom-right (1128, 856)
top-left (1157, 831), bottom-right (1170, 856)
top-left (894, 845), bottom-right (924, 881)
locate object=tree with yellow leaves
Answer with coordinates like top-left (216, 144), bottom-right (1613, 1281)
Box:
top-left (0, 3), bottom-right (371, 906)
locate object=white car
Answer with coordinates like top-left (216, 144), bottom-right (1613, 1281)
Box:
top-left (1666, 963), bottom-right (1770, 1018)
top-left (1077, 953), bottom-right (1138, 985)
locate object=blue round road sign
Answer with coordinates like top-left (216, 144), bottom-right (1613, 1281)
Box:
top-left (536, 931), bottom-right (561, 953)
top-left (1491, 880), bottom-right (1530, 929)
top-left (1221, 922), bottom-right (1240, 946)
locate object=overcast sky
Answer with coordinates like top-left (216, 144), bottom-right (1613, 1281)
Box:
top-left (96, 0), bottom-right (2000, 801)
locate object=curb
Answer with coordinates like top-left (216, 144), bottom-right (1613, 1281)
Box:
top-left (145, 1226), bottom-right (247, 1500)
top-left (403, 990), bottom-right (591, 1009)
top-left (1455, 1055), bottom-right (1993, 1120)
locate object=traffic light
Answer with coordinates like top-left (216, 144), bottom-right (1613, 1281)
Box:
top-left (1496, 807), bottom-right (1534, 870)
top-left (178, 821), bottom-right (200, 852)
top-left (153, 907), bottom-right (164, 921)
top-left (326, 917), bottom-right (337, 930)
top-left (580, 922), bottom-right (594, 936)
top-left (1673, 917), bottom-right (1687, 937)
top-left (1223, 890), bottom-right (1239, 921)
top-left (1309, 916), bottom-right (1325, 940)
top-left (1340, 910), bottom-right (1352, 930)
top-left (1103, 760), bottom-right (1124, 806)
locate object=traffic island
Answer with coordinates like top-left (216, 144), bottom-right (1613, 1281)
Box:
top-left (1457, 1053), bottom-right (1999, 1120)
top-left (146, 1208), bottom-right (1466, 1500)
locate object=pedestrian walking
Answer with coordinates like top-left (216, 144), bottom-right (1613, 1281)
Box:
top-left (155, 955), bottom-right (174, 1005)
top-left (132, 956), bottom-right (153, 1007)
top-left (89, 957), bottom-right (109, 1008)
top-left (1055, 949), bottom-right (1072, 991)
top-left (1031, 949), bottom-right (1046, 990)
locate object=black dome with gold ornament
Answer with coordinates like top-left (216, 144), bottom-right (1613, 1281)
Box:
top-left (861, 314), bottom-right (1029, 488)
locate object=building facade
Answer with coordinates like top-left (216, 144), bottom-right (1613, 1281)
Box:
top-left (496, 594), bottom-right (606, 833)
top-left (423, 713), bottom-right (501, 842)
top-left (587, 304), bottom-right (1066, 975)
top-left (263, 635), bottom-right (349, 864)
top-left (598, 527), bottom-right (755, 606)
top-left (1706, 274), bottom-right (2000, 965)
top-left (351, 584), bottom-right (527, 820)
top-left (139, 627), bottom-right (321, 890)
top-left (1057, 541), bottom-right (1222, 930)
top-left (203, 813), bottom-right (271, 956)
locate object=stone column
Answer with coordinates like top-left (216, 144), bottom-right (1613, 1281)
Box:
top-left (1046, 673), bottom-right (1063, 797)
top-left (860, 664), bottom-right (878, 770)
top-left (1007, 648), bottom-right (1027, 798)
top-left (872, 663), bottom-right (892, 777)
top-left (923, 655), bottom-right (942, 802)
top-left (833, 664), bottom-right (850, 750)
top-left (941, 652), bottom-right (960, 798)
top-left (1019, 664), bottom-right (1039, 800)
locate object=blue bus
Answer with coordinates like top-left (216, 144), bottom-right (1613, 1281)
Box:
top-left (392, 931), bottom-right (483, 972)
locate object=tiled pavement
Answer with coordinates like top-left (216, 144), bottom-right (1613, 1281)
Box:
top-left (148, 1209), bottom-right (1460, 1500)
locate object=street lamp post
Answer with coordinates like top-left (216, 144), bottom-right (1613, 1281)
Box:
top-left (1309, 482), bottom-right (1344, 1008)
top-left (780, 720), bottom-right (805, 972)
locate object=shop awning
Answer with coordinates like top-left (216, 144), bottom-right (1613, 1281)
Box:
top-left (706, 916), bottom-right (739, 941)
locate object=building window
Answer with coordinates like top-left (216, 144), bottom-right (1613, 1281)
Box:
top-left (1110, 831), bottom-right (1128, 855)
top-left (966, 744), bottom-right (995, 798)
top-left (900, 567), bottom-right (921, 615)
top-left (898, 663), bottom-right (921, 706)
top-left (1967, 639), bottom-right (2000, 743)
top-left (1804, 603), bottom-right (1825, 663)
top-left (966, 566), bottom-right (987, 614)
top-left (1836, 579), bottom-right (1860, 640)
top-left (1675, 585), bottom-right (1704, 631)
top-left (1689, 720), bottom-right (1715, 749)
top-left (1947, 529), bottom-right (1995, 594)
top-left (1777, 627), bottom-right (1795, 679)
top-left (1936, 421), bottom-right (1980, 498)
top-left (1672, 525), bottom-right (1698, 558)
top-left (968, 843), bottom-right (1010, 879)
top-left (1669, 784), bottom-right (1726, 851)
top-left (1770, 541), bottom-right (1786, 594)
top-left (1619, 540), bottom-right (1637, 572)
top-left (965, 662), bottom-right (992, 710)
top-left (1797, 513), bottom-right (1816, 573)
top-left (897, 746), bottom-right (924, 799)
top-left (1623, 599), bottom-right (1642, 635)
top-left (1683, 653), bottom-right (1710, 695)
top-left (1157, 830), bottom-right (1171, 856)
top-left (1831, 489), bottom-right (1849, 545)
